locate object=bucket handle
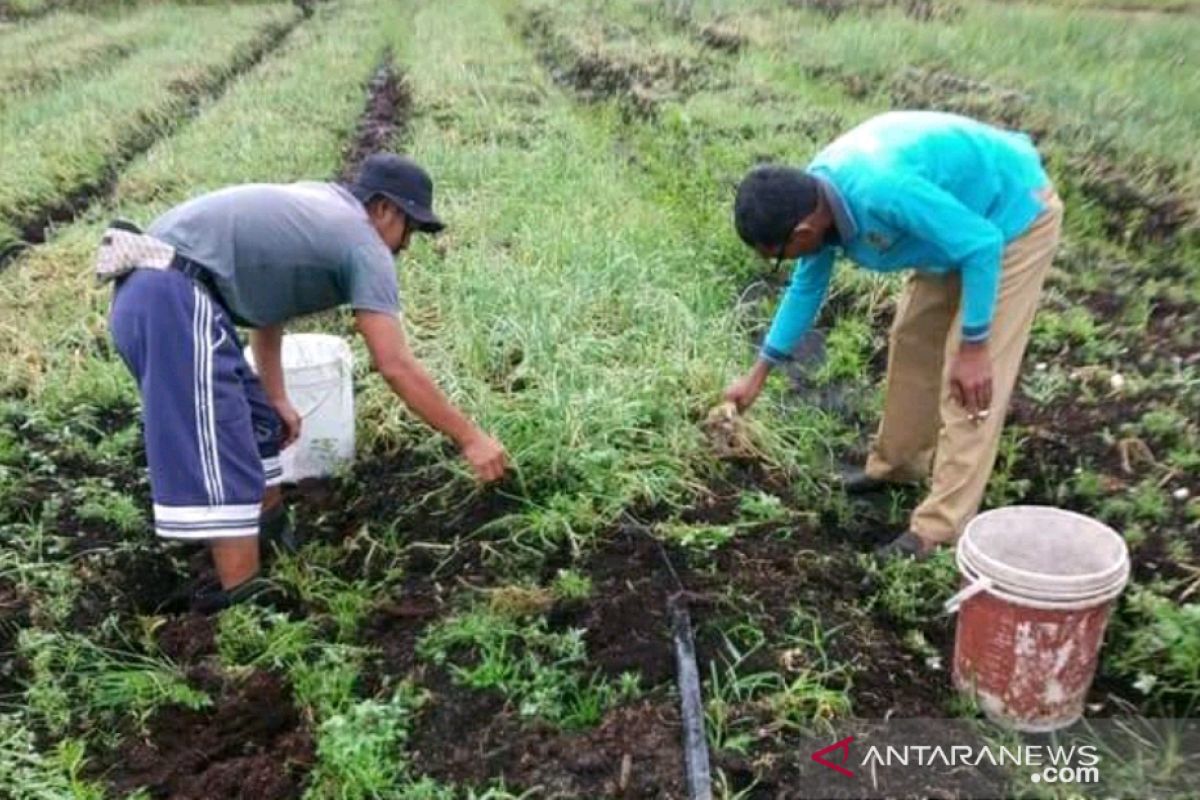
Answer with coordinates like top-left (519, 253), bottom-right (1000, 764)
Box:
top-left (943, 576), bottom-right (994, 615)
top-left (293, 385), bottom-right (340, 421)
top-left (287, 364), bottom-right (348, 421)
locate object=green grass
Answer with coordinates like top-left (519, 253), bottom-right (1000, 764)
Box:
top-left (0, 2), bottom-right (296, 254)
top-left (691, 0), bottom-right (1200, 195)
top-left (0, 10), bottom-right (158, 103)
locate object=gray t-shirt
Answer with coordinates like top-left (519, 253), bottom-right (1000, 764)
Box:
top-left (148, 182), bottom-right (399, 328)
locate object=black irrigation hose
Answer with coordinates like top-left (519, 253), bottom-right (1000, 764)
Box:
top-left (669, 593), bottom-right (714, 800)
top-left (639, 525), bottom-right (714, 800)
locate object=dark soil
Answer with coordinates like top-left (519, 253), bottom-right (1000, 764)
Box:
top-left (1, 16), bottom-right (300, 269)
top-left (156, 613), bottom-right (218, 665)
top-left (99, 670), bottom-right (313, 800)
top-left (546, 526), bottom-right (682, 687)
top-left (1007, 390), bottom-right (1199, 576)
top-left (337, 51), bottom-right (411, 183)
top-left (363, 584), bottom-right (445, 684)
top-left (289, 445), bottom-right (519, 582)
top-left (410, 669), bottom-right (687, 798)
top-left (70, 546), bottom-right (186, 629)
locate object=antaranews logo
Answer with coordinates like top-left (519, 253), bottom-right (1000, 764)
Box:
top-left (811, 736), bottom-right (855, 778)
top-left (810, 736), bottom-right (1102, 787)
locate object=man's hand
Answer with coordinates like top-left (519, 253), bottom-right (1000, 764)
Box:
top-left (272, 398), bottom-right (302, 449)
top-left (461, 430), bottom-right (508, 483)
top-left (949, 341), bottom-right (993, 421)
top-left (723, 360), bottom-right (771, 413)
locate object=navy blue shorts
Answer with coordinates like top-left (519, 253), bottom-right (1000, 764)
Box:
top-left (110, 268), bottom-right (282, 540)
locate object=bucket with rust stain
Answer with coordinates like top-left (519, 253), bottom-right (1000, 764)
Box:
top-left (945, 506), bottom-right (1129, 732)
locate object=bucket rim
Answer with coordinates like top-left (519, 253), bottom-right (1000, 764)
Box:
top-left (956, 551), bottom-right (1130, 610)
top-left (961, 505), bottom-right (1128, 589)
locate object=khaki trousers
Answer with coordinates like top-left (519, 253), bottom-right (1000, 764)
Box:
top-left (864, 191), bottom-right (1064, 544)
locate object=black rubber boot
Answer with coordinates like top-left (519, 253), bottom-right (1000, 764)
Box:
top-left (838, 468), bottom-right (893, 495)
top-left (872, 531), bottom-right (933, 562)
top-left (259, 503), bottom-right (300, 557)
top-left (189, 574), bottom-right (274, 615)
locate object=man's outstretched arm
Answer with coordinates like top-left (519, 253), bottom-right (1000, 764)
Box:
top-left (355, 310), bottom-right (507, 482)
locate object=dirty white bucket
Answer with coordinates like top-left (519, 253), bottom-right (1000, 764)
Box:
top-left (245, 333), bottom-right (355, 483)
top-left (946, 506), bottom-right (1130, 732)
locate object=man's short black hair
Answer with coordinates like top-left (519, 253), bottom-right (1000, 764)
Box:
top-left (733, 165), bottom-right (820, 249)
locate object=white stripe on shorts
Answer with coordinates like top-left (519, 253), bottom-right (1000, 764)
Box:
top-left (192, 287), bottom-right (224, 506)
top-left (263, 455), bottom-right (284, 488)
top-left (154, 502), bottom-right (260, 540)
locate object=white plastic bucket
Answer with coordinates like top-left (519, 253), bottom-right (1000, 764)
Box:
top-left (946, 506), bottom-right (1130, 731)
top-left (245, 333), bottom-right (355, 483)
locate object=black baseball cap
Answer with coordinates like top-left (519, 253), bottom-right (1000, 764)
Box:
top-left (350, 153), bottom-right (445, 234)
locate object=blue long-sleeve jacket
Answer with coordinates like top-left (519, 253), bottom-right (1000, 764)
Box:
top-left (761, 111), bottom-right (1051, 364)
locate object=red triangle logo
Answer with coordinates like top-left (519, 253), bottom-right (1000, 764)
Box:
top-left (812, 736), bottom-right (855, 778)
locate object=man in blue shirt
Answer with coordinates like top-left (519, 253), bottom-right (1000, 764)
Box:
top-left (724, 111), bottom-right (1063, 558)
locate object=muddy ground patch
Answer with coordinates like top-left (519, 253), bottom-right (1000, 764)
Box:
top-left (337, 50), bottom-right (411, 183)
top-left (96, 669), bottom-right (314, 800)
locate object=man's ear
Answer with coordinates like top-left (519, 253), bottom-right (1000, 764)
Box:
top-left (793, 218), bottom-right (822, 253)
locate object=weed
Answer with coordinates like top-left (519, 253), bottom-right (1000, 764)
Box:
top-left (0, 716), bottom-right (105, 800)
top-left (1109, 588), bottom-right (1200, 712)
top-left (305, 682), bottom-right (427, 800)
top-left (20, 629), bottom-right (208, 736)
top-left (216, 605), bottom-right (315, 670)
top-left (418, 606), bottom-right (637, 729)
top-left (705, 633), bottom-right (849, 754)
top-left (73, 481), bottom-right (145, 536)
top-left (737, 490), bottom-right (789, 522)
top-left (862, 549), bottom-right (958, 627)
top-left (657, 520), bottom-right (738, 551)
top-left (550, 568), bottom-right (592, 601)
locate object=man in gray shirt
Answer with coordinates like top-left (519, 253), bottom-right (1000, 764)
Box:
top-left (109, 153), bottom-right (508, 612)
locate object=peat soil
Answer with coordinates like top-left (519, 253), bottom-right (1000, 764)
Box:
top-left (96, 668), bottom-right (315, 800)
top-left (1, 14), bottom-right (302, 269)
top-left (375, 458), bottom-right (956, 795)
top-left (336, 50), bottom-right (410, 184)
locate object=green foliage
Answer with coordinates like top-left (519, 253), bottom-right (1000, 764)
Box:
top-left (863, 550), bottom-right (959, 626)
top-left (737, 490), bottom-right (789, 523)
top-left (814, 317), bottom-right (874, 386)
top-left (705, 631), bottom-right (850, 754)
top-left (1109, 589), bottom-right (1200, 711)
top-left (290, 645), bottom-right (368, 721)
top-left (418, 607), bottom-right (637, 729)
top-left (0, 716), bottom-right (105, 800)
top-left (305, 682), bottom-right (426, 800)
top-left (216, 605), bottom-right (315, 669)
top-left (550, 568), bottom-right (592, 601)
top-left (20, 630), bottom-right (209, 736)
top-left (657, 520), bottom-right (738, 551)
top-left (73, 481), bottom-right (145, 535)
